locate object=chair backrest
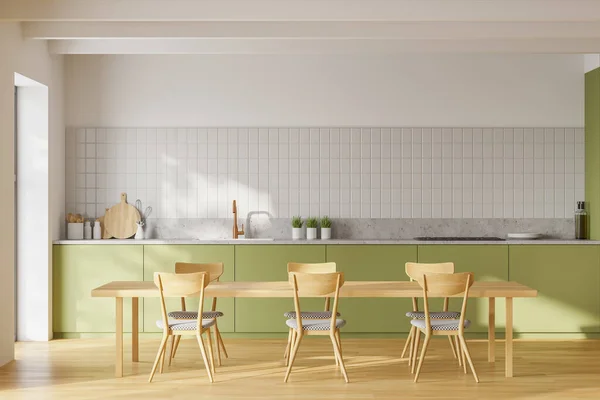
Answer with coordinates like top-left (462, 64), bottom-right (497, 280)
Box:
top-left (287, 262), bottom-right (337, 274)
top-left (417, 272), bottom-right (474, 333)
top-left (288, 271), bottom-right (344, 332)
top-left (287, 262), bottom-right (338, 312)
top-left (420, 272), bottom-right (474, 297)
top-left (405, 262), bottom-right (454, 281)
top-left (405, 262), bottom-right (455, 312)
top-left (290, 271), bottom-right (344, 296)
top-left (175, 262), bottom-right (224, 282)
top-left (154, 271), bottom-right (209, 332)
top-left (154, 271), bottom-right (209, 296)
top-left (174, 262), bottom-right (223, 312)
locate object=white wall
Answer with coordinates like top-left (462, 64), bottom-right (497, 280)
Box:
top-left (17, 85), bottom-right (51, 341)
top-left (66, 54), bottom-right (584, 128)
top-left (0, 23), bottom-right (64, 365)
top-left (585, 54), bottom-right (600, 73)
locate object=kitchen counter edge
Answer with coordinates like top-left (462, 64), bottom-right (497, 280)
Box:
top-left (52, 239), bottom-right (600, 245)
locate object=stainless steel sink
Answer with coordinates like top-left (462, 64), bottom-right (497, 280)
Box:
top-left (234, 238), bottom-right (274, 241)
top-left (413, 236), bottom-right (504, 241)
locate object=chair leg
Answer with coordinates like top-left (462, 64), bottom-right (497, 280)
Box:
top-left (454, 335), bottom-right (462, 367)
top-left (173, 335), bottom-right (182, 359)
top-left (460, 335), bottom-right (467, 373)
top-left (333, 330), bottom-right (343, 366)
top-left (331, 333), bottom-right (343, 366)
top-left (408, 328), bottom-right (416, 367)
top-left (459, 335), bottom-right (480, 383)
top-left (332, 330), bottom-right (339, 366)
top-left (411, 331), bottom-right (421, 374)
top-left (215, 321), bottom-right (229, 359)
top-left (331, 332), bottom-right (349, 383)
top-left (213, 323), bottom-right (222, 367)
top-left (448, 335), bottom-right (458, 359)
top-left (401, 326), bottom-right (415, 360)
top-left (286, 329), bottom-right (297, 367)
top-left (159, 335), bottom-right (168, 374)
top-left (168, 335), bottom-right (176, 366)
top-left (284, 328), bottom-right (292, 359)
top-left (335, 330), bottom-right (343, 360)
top-left (413, 334), bottom-right (431, 383)
top-left (284, 330), bottom-right (303, 382)
top-left (206, 327), bottom-right (216, 376)
top-left (195, 332), bottom-right (214, 383)
top-left (148, 335), bottom-right (169, 383)
top-left (408, 327), bottom-right (412, 369)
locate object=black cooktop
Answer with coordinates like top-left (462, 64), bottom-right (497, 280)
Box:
top-left (414, 237), bottom-right (505, 241)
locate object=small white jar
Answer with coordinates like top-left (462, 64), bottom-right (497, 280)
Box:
top-left (93, 221), bottom-right (102, 240)
top-left (83, 221), bottom-right (92, 240)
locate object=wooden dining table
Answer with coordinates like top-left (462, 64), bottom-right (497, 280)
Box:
top-left (91, 280), bottom-right (537, 379)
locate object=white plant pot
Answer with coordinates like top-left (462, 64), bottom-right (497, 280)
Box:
top-left (292, 227), bottom-right (304, 240)
top-left (306, 227), bottom-right (317, 240)
top-left (321, 227), bottom-right (331, 240)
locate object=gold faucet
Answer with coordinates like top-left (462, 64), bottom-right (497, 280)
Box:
top-left (232, 200), bottom-right (245, 239)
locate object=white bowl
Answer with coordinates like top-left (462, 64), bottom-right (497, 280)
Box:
top-left (506, 233), bottom-right (541, 240)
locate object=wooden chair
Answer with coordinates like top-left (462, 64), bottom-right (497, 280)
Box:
top-left (284, 262), bottom-right (341, 365)
top-left (168, 262), bottom-right (228, 367)
top-left (403, 262), bottom-right (461, 367)
top-left (150, 271), bottom-right (216, 383)
top-left (411, 272), bottom-right (479, 383)
top-left (284, 271), bottom-right (348, 383)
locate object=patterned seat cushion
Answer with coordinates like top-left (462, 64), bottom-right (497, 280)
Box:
top-left (156, 318), bottom-right (216, 331)
top-left (286, 318), bottom-right (346, 331)
top-left (168, 311), bottom-right (224, 320)
top-left (410, 319), bottom-right (471, 331)
top-left (405, 311), bottom-right (461, 320)
top-left (284, 311), bottom-right (341, 319)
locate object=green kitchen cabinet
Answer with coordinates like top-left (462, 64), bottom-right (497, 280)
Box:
top-left (586, 67), bottom-right (600, 240)
top-left (509, 245), bottom-right (600, 334)
top-left (234, 245), bottom-right (327, 332)
top-left (53, 245), bottom-right (143, 333)
top-left (417, 245), bottom-right (509, 333)
top-left (326, 245), bottom-right (418, 333)
top-left (143, 245), bottom-right (235, 332)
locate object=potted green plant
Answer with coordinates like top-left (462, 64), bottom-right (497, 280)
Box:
top-left (306, 217), bottom-right (318, 240)
top-left (320, 216), bottom-right (332, 240)
top-left (291, 216), bottom-right (304, 240)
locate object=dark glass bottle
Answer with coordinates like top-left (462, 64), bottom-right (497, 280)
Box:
top-left (575, 201), bottom-right (588, 240)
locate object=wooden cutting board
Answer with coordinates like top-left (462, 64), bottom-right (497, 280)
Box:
top-left (98, 208), bottom-right (109, 239)
top-left (103, 193), bottom-right (140, 239)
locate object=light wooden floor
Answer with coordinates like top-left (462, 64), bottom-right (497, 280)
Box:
top-left (1, 338), bottom-right (600, 399)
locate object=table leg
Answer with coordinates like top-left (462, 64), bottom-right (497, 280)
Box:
top-left (132, 297), bottom-right (139, 362)
top-left (488, 297), bottom-right (495, 362)
top-left (505, 297), bottom-right (513, 378)
top-left (116, 297), bottom-right (124, 378)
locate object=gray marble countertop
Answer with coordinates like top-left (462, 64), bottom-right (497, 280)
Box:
top-left (53, 239), bottom-right (600, 245)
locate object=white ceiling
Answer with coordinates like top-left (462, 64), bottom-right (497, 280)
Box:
top-left (4, 0), bottom-right (600, 54)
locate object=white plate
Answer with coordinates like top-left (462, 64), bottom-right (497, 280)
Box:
top-left (506, 233), bottom-right (542, 240)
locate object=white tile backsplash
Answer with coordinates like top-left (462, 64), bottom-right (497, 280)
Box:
top-left (66, 127), bottom-right (584, 220)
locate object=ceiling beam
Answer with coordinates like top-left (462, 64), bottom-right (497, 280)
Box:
top-left (47, 38), bottom-right (600, 55)
top-left (5, 0), bottom-right (600, 22)
top-left (23, 21), bottom-right (600, 40)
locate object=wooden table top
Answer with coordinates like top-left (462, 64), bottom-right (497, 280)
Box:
top-left (91, 280), bottom-right (538, 298)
